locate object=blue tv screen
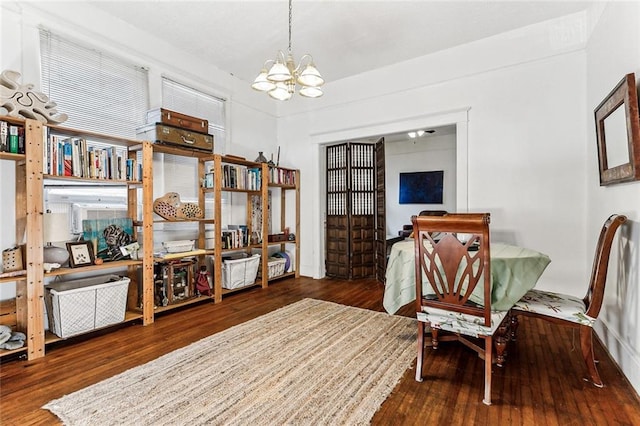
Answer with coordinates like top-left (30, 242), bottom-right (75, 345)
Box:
top-left (399, 171), bottom-right (444, 204)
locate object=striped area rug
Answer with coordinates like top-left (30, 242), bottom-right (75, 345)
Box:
top-left (44, 299), bottom-right (417, 425)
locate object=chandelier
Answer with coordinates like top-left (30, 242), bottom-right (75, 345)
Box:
top-left (251, 0), bottom-right (325, 100)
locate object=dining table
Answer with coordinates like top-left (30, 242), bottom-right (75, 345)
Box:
top-left (383, 239), bottom-right (552, 314)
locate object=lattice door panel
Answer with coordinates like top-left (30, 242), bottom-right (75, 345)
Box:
top-left (325, 143), bottom-right (376, 279)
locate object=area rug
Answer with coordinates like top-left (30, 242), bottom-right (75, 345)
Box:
top-left (44, 298), bottom-right (417, 425)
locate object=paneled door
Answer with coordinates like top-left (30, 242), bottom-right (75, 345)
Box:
top-left (325, 142), bottom-right (377, 279)
top-left (374, 138), bottom-right (386, 283)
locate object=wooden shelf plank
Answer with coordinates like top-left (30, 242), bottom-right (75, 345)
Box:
top-left (220, 282), bottom-right (261, 295)
top-left (0, 152), bottom-right (26, 162)
top-left (44, 260), bottom-right (142, 277)
top-left (153, 249), bottom-right (210, 262)
top-left (0, 270), bottom-right (27, 283)
top-left (153, 295), bottom-right (213, 314)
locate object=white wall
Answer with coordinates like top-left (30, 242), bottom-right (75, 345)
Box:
top-left (385, 134), bottom-right (457, 236)
top-left (280, 13), bottom-right (589, 292)
top-left (585, 2), bottom-right (640, 395)
top-left (0, 2), bottom-right (278, 298)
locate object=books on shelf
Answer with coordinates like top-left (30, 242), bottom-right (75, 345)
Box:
top-left (221, 164), bottom-right (261, 190)
top-left (0, 121), bottom-right (25, 154)
top-left (43, 131), bottom-right (142, 181)
top-left (269, 167), bottom-right (296, 186)
top-left (221, 225), bottom-right (249, 249)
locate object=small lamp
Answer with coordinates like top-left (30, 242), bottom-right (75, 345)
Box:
top-left (43, 212), bottom-right (70, 266)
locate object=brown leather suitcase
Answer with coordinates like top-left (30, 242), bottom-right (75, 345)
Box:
top-left (146, 108), bottom-right (208, 132)
top-left (136, 123), bottom-right (214, 152)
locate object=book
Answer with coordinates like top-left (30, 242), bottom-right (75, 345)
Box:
top-left (8, 125), bottom-right (18, 154)
top-left (0, 121), bottom-right (7, 152)
top-left (63, 141), bottom-right (73, 176)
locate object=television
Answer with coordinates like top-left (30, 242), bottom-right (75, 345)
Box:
top-left (399, 171), bottom-right (444, 204)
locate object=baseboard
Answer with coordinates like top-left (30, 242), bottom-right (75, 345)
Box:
top-left (594, 321), bottom-right (640, 397)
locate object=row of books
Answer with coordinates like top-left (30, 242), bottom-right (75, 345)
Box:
top-left (268, 167), bottom-right (297, 186)
top-left (221, 225), bottom-right (249, 249)
top-left (0, 121), bottom-right (25, 154)
top-left (222, 164), bottom-right (261, 190)
top-left (43, 134), bottom-right (142, 181)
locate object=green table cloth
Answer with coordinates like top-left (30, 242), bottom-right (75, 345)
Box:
top-left (383, 240), bottom-right (551, 314)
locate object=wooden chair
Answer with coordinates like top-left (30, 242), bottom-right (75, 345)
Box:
top-left (399, 210), bottom-right (448, 237)
top-left (412, 213), bottom-right (508, 405)
top-left (511, 214), bottom-right (627, 387)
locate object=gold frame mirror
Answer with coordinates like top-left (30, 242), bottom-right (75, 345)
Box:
top-left (594, 73), bottom-right (640, 186)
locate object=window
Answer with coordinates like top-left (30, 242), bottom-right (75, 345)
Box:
top-left (158, 78), bottom-right (229, 219)
top-left (161, 77), bottom-right (226, 153)
top-left (39, 29), bottom-right (149, 139)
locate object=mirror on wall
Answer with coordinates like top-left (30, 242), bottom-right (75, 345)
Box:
top-left (594, 73), bottom-right (640, 186)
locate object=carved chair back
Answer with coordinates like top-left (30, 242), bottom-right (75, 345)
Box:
top-left (412, 213), bottom-right (491, 326)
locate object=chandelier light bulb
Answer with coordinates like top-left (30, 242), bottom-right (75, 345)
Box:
top-left (299, 85), bottom-right (323, 98)
top-left (269, 82), bottom-right (293, 101)
top-left (267, 60), bottom-right (292, 82)
top-left (251, 69), bottom-right (276, 92)
top-left (297, 64), bottom-right (324, 87)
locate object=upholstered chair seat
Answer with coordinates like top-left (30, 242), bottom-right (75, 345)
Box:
top-left (513, 289), bottom-right (596, 326)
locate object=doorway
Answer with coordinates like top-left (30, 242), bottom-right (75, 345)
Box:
top-left (311, 108), bottom-right (469, 279)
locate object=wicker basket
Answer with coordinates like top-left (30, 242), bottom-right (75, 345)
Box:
top-left (267, 257), bottom-right (287, 278)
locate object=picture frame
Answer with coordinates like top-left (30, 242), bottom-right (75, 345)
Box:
top-left (594, 73), bottom-right (640, 186)
top-left (66, 241), bottom-right (95, 268)
top-left (82, 218), bottom-right (134, 261)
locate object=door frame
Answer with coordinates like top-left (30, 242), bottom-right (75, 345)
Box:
top-left (311, 108), bottom-right (470, 279)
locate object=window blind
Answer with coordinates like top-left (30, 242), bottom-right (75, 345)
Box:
top-left (39, 29), bottom-right (149, 139)
top-left (161, 77), bottom-right (226, 153)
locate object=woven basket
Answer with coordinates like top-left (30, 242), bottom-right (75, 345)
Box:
top-left (2, 246), bottom-right (23, 272)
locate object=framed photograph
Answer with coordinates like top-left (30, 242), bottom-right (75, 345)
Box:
top-left (82, 218), bottom-right (134, 261)
top-left (594, 73), bottom-right (640, 186)
top-left (66, 241), bottom-right (95, 268)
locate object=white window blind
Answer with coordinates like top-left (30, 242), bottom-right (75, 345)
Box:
top-left (40, 29), bottom-right (149, 139)
top-left (161, 77), bottom-right (225, 153)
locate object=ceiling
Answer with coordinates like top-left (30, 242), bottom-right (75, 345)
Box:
top-left (88, 0), bottom-right (597, 84)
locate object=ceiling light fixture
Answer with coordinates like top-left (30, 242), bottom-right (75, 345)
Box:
top-left (408, 129), bottom-right (434, 138)
top-left (251, 0), bottom-right (324, 100)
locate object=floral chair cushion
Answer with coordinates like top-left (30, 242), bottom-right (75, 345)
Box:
top-left (512, 289), bottom-right (595, 327)
top-left (417, 308), bottom-right (509, 338)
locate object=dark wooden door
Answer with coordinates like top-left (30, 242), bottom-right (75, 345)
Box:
top-left (374, 138), bottom-right (386, 283)
top-left (326, 144), bottom-right (349, 278)
top-left (325, 142), bottom-right (376, 279)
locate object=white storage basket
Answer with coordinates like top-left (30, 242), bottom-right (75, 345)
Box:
top-left (45, 274), bottom-right (130, 338)
top-left (222, 254), bottom-right (261, 289)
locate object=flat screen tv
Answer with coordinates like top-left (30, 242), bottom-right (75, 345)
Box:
top-left (399, 171), bottom-right (444, 204)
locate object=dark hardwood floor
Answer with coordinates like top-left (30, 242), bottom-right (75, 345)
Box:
top-left (1, 277), bottom-right (639, 425)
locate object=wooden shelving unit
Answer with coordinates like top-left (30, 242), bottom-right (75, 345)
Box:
top-left (208, 155), bottom-right (266, 303)
top-left (263, 166), bottom-right (300, 282)
top-left (1, 116), bottom-right (44, 360)
top-left (1, 116), bottom-right (146, 360)
top-left (1, 117), bottom-right (300, 361)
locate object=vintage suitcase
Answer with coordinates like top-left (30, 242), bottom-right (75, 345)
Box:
top-left (146, 108), bottom-right (208, 132)
top-left (136, 123), bottom-right (214, 152)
